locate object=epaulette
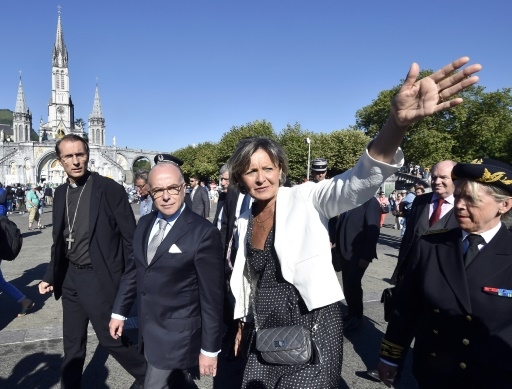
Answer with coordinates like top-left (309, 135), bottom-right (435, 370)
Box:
top-left (423, 228), bottom-right (450, 236)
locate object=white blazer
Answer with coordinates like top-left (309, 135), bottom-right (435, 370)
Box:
top-left (231, 148), bottom-right (404, 319)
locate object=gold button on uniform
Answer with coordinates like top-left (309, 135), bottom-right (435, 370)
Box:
top-left (462, 339), bottom-right (470, 346)
top-left (460, 362), bottom-right (467, 369)
top-left (466, 315), bottom-right (472, 322)
top-left (433, 329), bottom-right (439, 334)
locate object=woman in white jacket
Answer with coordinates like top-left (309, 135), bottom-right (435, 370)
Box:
top-left (229, 57), bottom-right (481, 388)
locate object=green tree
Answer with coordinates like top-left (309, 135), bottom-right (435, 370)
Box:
top-left (450, 87), bottom-right (512, 162)
top-left (355, 72), bottom-right (512, 166)
top-left (215, 120), bottom-right (276, 168)
top-left (133, 159), bottom-right (151, 172)
top-left (322, 128), bottom-right (371, 176)
top-left (174, 142), bottom-right (219, 182)
top-left (277, 123), bottom-right (314, 183)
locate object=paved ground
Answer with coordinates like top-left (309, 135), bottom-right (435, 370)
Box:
top-left (0, 203), bottom-right (417, 388)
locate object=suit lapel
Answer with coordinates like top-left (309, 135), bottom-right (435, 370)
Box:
top-left (54, 185), bottom-right (67, 236)
top-left (148, 207), bottom-right (194, 266)
top-left (417, 201), bottom-right (430, 233)
top-left (89, 173), bottom-right (102, 239)
top-left (436, 230), bottom-right (472, 312)
top-left (141, 213), bottom-right (158, 265)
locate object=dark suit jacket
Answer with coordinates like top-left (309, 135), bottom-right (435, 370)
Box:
top-left (335, 197), bottom-right (381, 262)
top-left (219, 187), bottom-right (242, 260)
top-left (190, 187), bottom-right (210, 218)
top-left (391, 193), bottom-right (458, 284)
top-left (43, 172), bottom-right (136, 305)
top-left (212, 191), bottom-right (227, 228)
top-left (113, 206), bottom-right (224, 370)
top-left (381, 226), bottom-right (512, 387)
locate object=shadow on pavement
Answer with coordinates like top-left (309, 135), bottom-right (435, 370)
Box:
top-left (378, 233), bottom-right (402, 250)
top-left (0, 263), bottom-right (51, 331)
top-left (82, 344), bottom-right (110, 388)
top-left (0, 351), bottom-right (61, 388)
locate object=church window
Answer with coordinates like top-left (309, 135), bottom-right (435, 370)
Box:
top-left (61, 72), bottom-right (65, 89)
top-left (56, 73), bottom-right (60, 89)
top-left (25, 125), bottom-right (29, 140)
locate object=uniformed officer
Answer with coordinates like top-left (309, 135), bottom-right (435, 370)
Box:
top-left (311, 158), bottom-right (328, 182)
top-left (378, 158), bottom-right (512, 388)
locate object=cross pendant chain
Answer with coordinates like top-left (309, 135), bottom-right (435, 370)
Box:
top-left (65, 175), bottom-right (91, 251)
top-left (66, 233), bottom-right (75, 250)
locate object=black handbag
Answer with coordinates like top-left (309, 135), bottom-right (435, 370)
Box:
top-left (381, 204), bottom-right (390, 214)
top-left (247, 257), bottom-right (320, 365)
top-left (380, 287), bottom-right (396, 322)
top-left (256, 325), bottom-right (313, 365)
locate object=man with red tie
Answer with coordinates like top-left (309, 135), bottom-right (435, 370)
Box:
top-left (391, 160), bottom-right (459, 285)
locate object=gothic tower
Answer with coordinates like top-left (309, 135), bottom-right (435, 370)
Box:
top-left (13, 76), bottom-right (32, 142)
top-left (40, 7), bottom-right (83, 140)
top-left (88, 84), bottom-right (106, 145)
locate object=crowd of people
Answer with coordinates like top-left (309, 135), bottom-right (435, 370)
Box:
top-left (2, 56), bottom-right (511, 388)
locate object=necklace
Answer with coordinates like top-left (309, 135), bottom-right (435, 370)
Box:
top-left (254, 208), bottom-right (275, 232)
top-left (65, 175), bottom-right (91, 250)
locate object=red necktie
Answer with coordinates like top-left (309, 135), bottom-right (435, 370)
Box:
top-left (429, 198), bottom-right (445, 227)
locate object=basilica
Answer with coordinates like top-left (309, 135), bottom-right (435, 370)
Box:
top-left (0, 9), bottom-right (157, 186)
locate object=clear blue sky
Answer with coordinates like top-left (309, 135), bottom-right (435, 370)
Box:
top-left (1, 0), bottom-right (510, 152)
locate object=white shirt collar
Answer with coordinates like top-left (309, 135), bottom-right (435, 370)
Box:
top-left (431, 193), bottom-right (454, 204)
top-left (461, 221), bottom-right (502, 244)
top-left (155, 203), bottom-right (185, 225)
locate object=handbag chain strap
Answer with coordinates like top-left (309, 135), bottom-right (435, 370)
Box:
top-left (245, 231), bottom-right (322, 334)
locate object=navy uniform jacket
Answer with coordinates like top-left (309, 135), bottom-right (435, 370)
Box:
top-left (113, 206), bottom-right (224, 370)
top-left (381, 226), bottom-right (512, 388)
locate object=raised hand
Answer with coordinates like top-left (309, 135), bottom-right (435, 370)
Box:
top-left (391, 56), bottom-right (482, 127)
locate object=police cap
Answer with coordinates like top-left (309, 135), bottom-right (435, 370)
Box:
top-left (312, 158), bottom-right (328, 172)
top-left (452, 158), bottom-right (512, 195)
top-left (154, 153), bottom-right (184, 166)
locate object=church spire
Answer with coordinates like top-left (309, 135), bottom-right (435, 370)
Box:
top-left (52, 6), bottom-right (68, 68)
top-left (88, 83), bottom-right (106, 146)
top-left (91, 84), bottom-right (104, 118)
top-left (15, 75), bottom-right (28, 113)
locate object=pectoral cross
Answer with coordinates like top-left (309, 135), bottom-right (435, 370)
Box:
top-left (66, 233), bottom-right (74, 250)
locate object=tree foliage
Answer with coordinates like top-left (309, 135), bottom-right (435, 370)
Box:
top-left (133, 159), bottom-right (151, 172)
top-left (171, 119), bottom-right (370, 184)
top-left (216, 120), bottom-right (276, 168)
top-left (355, 72), bottom-right (512, 167)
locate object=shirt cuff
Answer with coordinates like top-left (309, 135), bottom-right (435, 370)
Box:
top-left (380, 358), bottom-right (398, 367)
top-left (111, 313), bottom-right (127, 321)
top-left (200, 349), bottom-right (221, 357)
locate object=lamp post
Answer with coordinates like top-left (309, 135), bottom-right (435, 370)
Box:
top-left (305, 138), bottom-right (311, 181)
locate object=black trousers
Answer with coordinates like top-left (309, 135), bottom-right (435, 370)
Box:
top-left (340, 258), bottom-right (368, 318)
top-left (61, 265), bottom-right (146, 388)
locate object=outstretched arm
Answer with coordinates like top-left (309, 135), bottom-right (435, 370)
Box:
top-left (369, 56), bottom-right (482, 163)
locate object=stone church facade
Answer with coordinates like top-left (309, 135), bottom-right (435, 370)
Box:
top-left (0, 9), bottom-right (160, 186)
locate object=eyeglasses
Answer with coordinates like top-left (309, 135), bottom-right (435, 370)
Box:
top-left (135, 183), bottom-right (147, 189)
top-left (60, 152), bottom-right (88, 163)
top-left (151, 183), bottom-right (185, 199)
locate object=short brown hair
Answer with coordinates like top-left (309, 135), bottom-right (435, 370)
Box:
top-left (227, 137), bottom-right (288, 190)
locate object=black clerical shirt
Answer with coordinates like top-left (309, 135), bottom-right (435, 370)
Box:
top-left (64, 172), bottom-right (92, 266)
